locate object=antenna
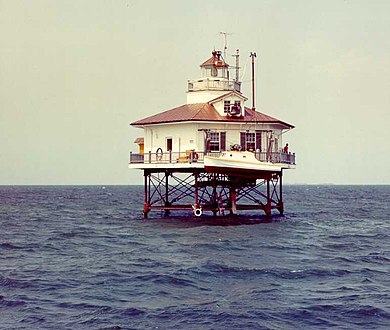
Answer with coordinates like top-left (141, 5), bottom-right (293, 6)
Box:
top-left (250, 52), bottom-right (257, 110)
top-left (219, 31), bottom-right (232, 59)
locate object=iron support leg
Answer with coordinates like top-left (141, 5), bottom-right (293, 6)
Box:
top-left (164, 171), bottom-right (170, 216)
top-left (230, 187), bottom-right (237, 216)
top-left (194, 173), bottom-right (199, 206)
top-left (143, 171), bottom-right (150, 218)
top-left (212, 174), bottom-right (217, 217)
top-left (278, 171), bottom-right (284, 215)
top-left (265, 177), bottom-right (272, 217)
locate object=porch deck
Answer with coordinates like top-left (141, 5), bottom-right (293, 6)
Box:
top-left (129, 150), bottom-right (296, 169)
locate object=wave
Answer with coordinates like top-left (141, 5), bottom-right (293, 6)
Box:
top-left (0, 242), bottom-right (24, 250)
top-left (0, 275), bottom-right (31, 289)
top-left (197, 262), bottom-right (352, 280)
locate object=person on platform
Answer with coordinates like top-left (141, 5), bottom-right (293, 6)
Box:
top-left (283, 143), bottom-right (289, 153)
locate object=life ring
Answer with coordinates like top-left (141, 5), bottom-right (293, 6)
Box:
top-left (192, 205), bottom-right (202, 217)
top-left (193, 152), bottom-right (199, 161)
top-left (156, 148), bottom-right (163, 161)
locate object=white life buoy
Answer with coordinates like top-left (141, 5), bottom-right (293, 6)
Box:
top-left (193, 207), bottom-right (202, 217)
top-left (156, 147), bottom-right (163, 161)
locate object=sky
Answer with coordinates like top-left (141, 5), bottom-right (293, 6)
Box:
top-left (1, 0), bottom-right (389, 185)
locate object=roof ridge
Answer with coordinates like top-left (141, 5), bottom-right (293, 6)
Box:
top-left (191, 103), bottom-right (211, 119)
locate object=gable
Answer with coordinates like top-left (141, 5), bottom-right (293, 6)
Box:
top-left (208, 91), bottom-right (247, 104)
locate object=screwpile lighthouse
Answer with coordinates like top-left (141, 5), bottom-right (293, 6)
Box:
top-left (129, 49), bottom-right (296, 218)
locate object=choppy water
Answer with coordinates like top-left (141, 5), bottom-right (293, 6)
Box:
top-left (0, 185), bottom-right (389, 329)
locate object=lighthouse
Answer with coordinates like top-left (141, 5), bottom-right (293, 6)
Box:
top-left (129, 49), bottom-right (295, 218)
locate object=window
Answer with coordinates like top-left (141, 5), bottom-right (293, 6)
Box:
top-left (206, 132), bottom-right (226, 152)
top-left (234, 100), bottom-right (241, 108)
top-left (224, 100), bottom-right (230, 113)
top-left (240, 131), bottom-right (262, 151)
top-left (246, 132), bottom-right (256, 151)
top-left (209, 132), bottom-right (220, 151)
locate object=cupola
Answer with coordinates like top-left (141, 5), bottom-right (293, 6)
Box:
top-left (187, 50), bottom-right (241, 104)
top-left (200, 50), bottom-right (229, 79)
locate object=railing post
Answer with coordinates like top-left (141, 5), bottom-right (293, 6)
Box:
top-left (148, 151), bottom-right (151, 164)
top-left (169, 150), bottom-right (172, 163)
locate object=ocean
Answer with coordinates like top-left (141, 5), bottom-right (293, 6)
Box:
top-left (0, 185), bottom-right (389, 329)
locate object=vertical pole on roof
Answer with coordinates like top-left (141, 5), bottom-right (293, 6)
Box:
top-left (250, 52), bottom-right (257, 110)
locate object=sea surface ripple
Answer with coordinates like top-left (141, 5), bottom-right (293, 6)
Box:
top-left (0, 185), bottom-right (389, 329)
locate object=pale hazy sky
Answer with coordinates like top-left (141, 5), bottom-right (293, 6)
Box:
top-left (1, 0), bottom-right (389, 185)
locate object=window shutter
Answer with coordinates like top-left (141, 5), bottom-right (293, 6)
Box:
top-left (220, 132), bottom-right (226, 151)
top-left (204, 131), bottom-right (210, 153)
top-left (255, 130), bottom-right (262, 151)
top-left (240, 132), bottom-right (246, 151)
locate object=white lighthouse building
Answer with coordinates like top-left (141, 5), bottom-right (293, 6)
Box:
top-left (129, 49), bottom-right (295, 218)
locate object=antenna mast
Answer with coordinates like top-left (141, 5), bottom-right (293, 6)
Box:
top-left (250, 52), bottom-right (257, 110)
top-left (219, 31), bottom-right (232, 60)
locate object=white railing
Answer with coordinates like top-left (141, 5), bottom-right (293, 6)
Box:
top-left (129, 151), bottom-right (296, 165)
top-left (187, 79), bottom-right (241, 93)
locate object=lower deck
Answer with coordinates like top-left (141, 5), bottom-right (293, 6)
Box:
top-left (129, 150), bottom-right (296, 170)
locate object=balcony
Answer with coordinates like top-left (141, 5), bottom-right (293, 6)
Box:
top-left (129, 151), bottom-right (296, 166)
top-left (187, 78), bottom-right (241, 93)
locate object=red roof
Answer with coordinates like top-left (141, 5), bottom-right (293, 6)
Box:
top-left (200, 51), bottom-right (229, 67)
top-left (131, 103), bottom-right (294, 128)
top-left (201, 56), bottom-right (229, 67)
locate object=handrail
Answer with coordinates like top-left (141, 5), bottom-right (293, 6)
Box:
top-left (129, 151), bottom-right (296, 165)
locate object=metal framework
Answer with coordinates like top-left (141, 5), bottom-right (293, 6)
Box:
top-left (142, 168), bottom-right (284, 218)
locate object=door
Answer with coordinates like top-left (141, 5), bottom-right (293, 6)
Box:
top-left (166, 138), bottom-right (173, 151)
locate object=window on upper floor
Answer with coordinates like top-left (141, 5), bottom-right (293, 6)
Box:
top-left (224, 100), bottom-right (231, 113)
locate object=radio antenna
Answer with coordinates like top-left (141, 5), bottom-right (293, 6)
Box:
top-left (219, 31), bottom-right (232, 60)
top-left (250, 52), bottom-right (257, 110)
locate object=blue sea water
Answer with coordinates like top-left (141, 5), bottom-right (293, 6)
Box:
top-left (0, 185), bottom-right (389, 329)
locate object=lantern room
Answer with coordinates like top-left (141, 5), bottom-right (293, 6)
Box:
top-left (187, 50), bottom-right (241, 104)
